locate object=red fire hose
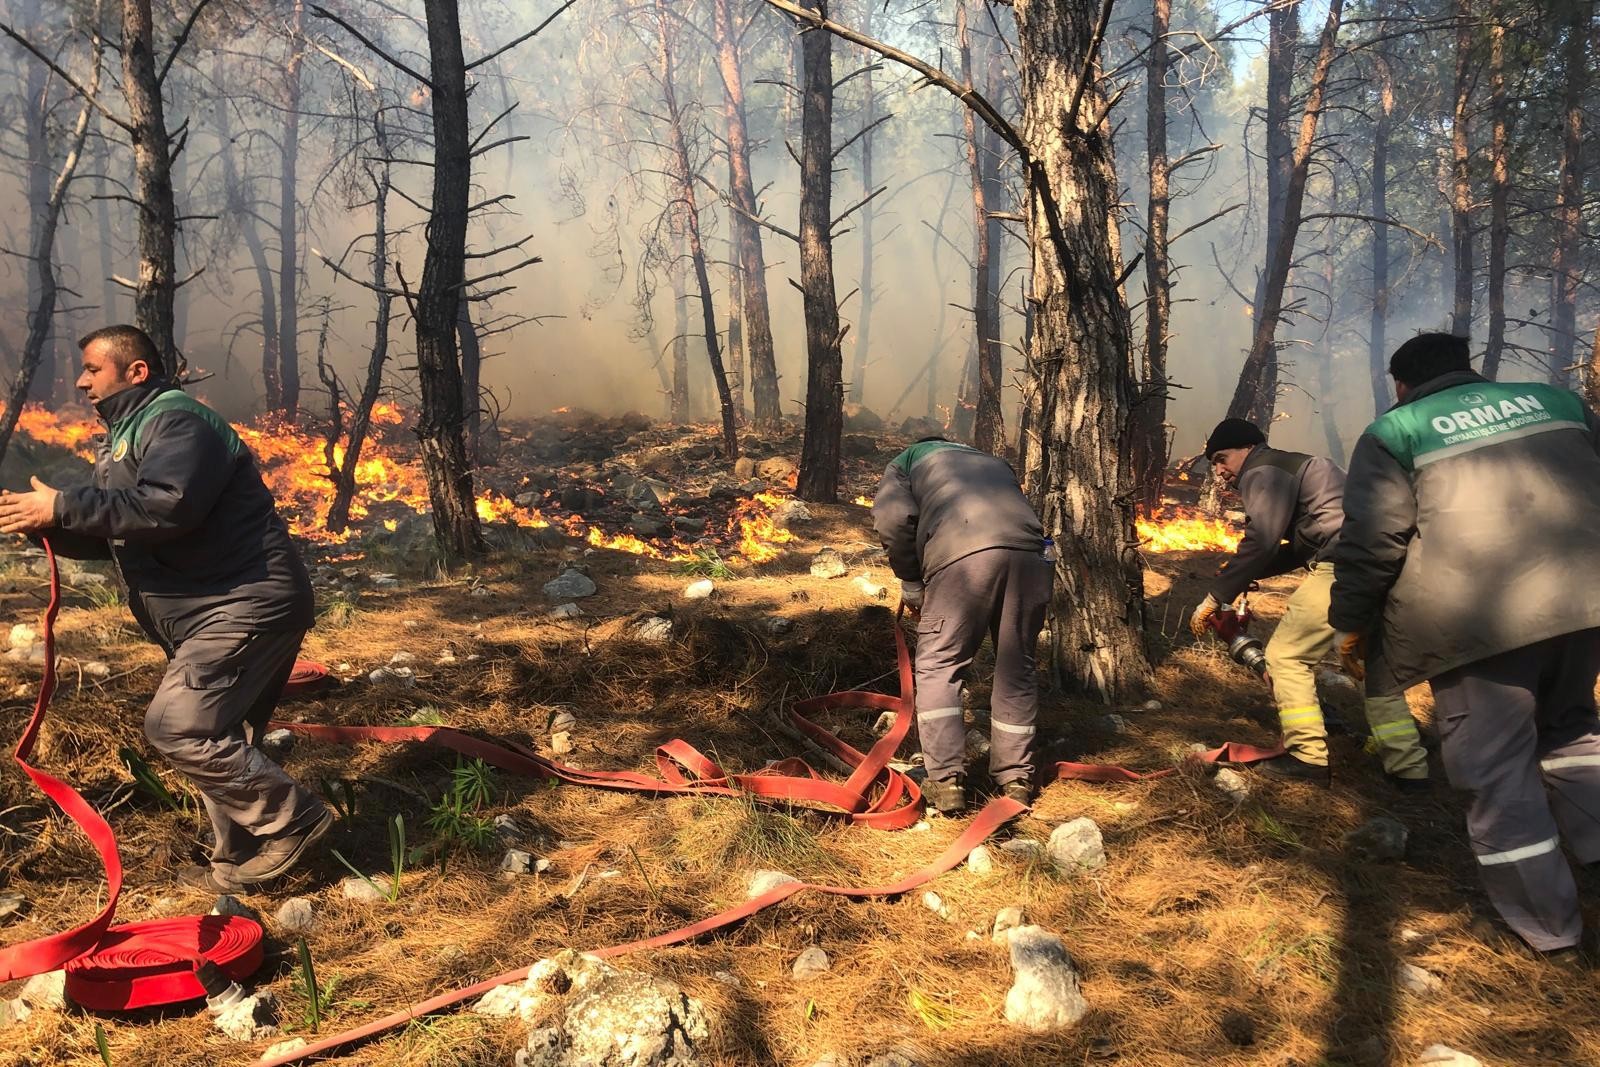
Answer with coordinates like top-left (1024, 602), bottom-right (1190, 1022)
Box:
top-left (0, 542), bottom-right (264, 1010)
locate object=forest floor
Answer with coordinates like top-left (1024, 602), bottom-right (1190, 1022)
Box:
top-left (2, 416), bottom-right (1598, 1067)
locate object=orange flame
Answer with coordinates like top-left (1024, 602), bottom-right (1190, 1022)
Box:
top-left (2, 404), bottom-right (98, 459)
top-left (1136, 507), bottom-right (1242, 553)
top-left (730, 491), bottom-right (797, 563)
top-left (852, 495), bottom-right (871, 507)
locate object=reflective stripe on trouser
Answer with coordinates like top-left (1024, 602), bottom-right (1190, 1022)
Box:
top-left (144, 629), bottom-right (328, 868)
top-left (913, 547), bottom-right (1052, 785)
top-left (1430, 628), bottom-right (1600, 951)
top-left (1263, 562), bottom-right (1428, 776)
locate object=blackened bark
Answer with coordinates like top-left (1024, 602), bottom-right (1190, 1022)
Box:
top-left (122, 0), bottom-right (179, 373)
top-left (795, 18), bottom-right (843, 501)
top-left (847, 0), bottom-right (875, 406)
top-left (960, 3), bottom-right (1004, 455)
top-left (94, 139), bottom-right (119, 323)
top-left (1548, 0), bottom-right (1588, 385)
top-left (457, 299), bottom-right (482, 464)
top-left (22, 0), bottom-right (56, 404)
top-left (1449, 0), bottom-right (1472, 336)
top-left (1369, 52), bottom-right (1393, 411)
top-left (278, 0), bottom-right (305, 418)
top-left (670, 235), bottom-right (690, 421)
top-left (1131, 0), bottom-right (1172, 509)
top-left (1484, 0), bottom-right (1509, 379)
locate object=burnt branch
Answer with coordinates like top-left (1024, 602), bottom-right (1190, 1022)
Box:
top-left (157, 0), bottom-right (218, 87)
top-left (0, 21), bottom-right (132, 132)
top-left (309, 5), bottom-right (434, 91)
top-left (465, 0), bottom-right (579, 71)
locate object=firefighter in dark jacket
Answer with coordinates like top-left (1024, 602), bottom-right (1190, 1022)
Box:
top-left (871, 437), bottom-right (1052, 814)
top-left (1190, 419), bottom-right (1429, 786)
top-left (0, 325), bottom-right (330, 893)
top-left (1330, 332), bottom-right (1600, 962)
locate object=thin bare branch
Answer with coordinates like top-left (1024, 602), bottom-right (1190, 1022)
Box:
top-left (0, 21), bottom-right (132, 132)
top-left (465, 0), bottom-right (579, 71)
top-left (309, 4), bottom-right (433, 90)
top-left (158, 0), bottom-right (217, 87)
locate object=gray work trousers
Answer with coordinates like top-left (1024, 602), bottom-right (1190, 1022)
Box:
top-left (144, 629), bottom-right (326, 868)
top-left (1429, 627), bottom-right (1600, 951)
top-left (914, 547), bottom-right (1052, 785)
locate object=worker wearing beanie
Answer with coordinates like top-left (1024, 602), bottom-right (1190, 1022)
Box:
top-left (1189, 418), bottom-right (1429, 788)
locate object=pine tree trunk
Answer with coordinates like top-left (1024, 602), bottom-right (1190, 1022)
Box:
top-left (22, 0), bottom-right (56, 406)
top-left (725, 218), bottom-right (745, 421)
top-left (416, 0), bottom-right (483, 562)
top-left (1548, 0), bottom-right (1588, 386)
top-left (847, 0), bottom-right (875, 406)
top-left (1015, 0), bottom-right (1149, 702)
top-left (715, 0), bottom-right (780, 426)
top-left (94, 139), bottom-right (120, 323)
top-left (215, 66), bottom-right (280, 409)
top-left (278, 0), bottom-right (305, 418)
top-left (1227, 0), bottom-right (1343, 425)
top-left (1369, 52), bottom-right (1392, 411)
top-left (795, 18), bottom-right (843, 502)
top-left (1319, 179), bottom-right (1345, 460)
top-left (1130, 0), bottom-right (1172, 509)
top-left (457, 300), bottom-right (482, 464)
top-left (1449, 0), bottom-right (1473, 337)
top-left (1484, 0), bottom-right (1509, 380)
top-left (122, 0), bottom-right (179, 374)
top-left (670, 237), bottom-right (690, 421)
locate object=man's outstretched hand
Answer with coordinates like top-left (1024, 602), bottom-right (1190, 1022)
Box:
top-left (0, 477), bottom-right (60, 535)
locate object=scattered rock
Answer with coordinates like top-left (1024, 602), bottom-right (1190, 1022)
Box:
top-left (792, 946), bottom-right (832, 981)
top-left (810, 548), bottom-right (849, 579)
top-left (633, 617), bottom-right (673, 643)
top-left (856, 576), bottom-right (888, 599)
top-left (551, 731), bottom-right (574, 756)
top-left (494, 814), bottom-right (527, 844)
top-left (1213, 768), bottom-right (1251, 802)
top-left (1345, 816), bottom-right (1409, 862)
top-left (264, 1039), bottom-right (309, 1060)
top-left (341, 875), bottom-right (391, 902)
top-left (1046, 818), bottom-right (1106, 874)
top-left (966, 845), bottom-right (995, 876)
top-left (371, 575), bottom-right (401, 589)
top-left (772, 499), bottom-right (812, 527)
top-left (761, 616), bottom-right (794, 636)
top-left (873, 710), bottom-right (898, 736)
top-left (474, 983), bottom-right (525, 1017)
top-left (747, 869), bottom-right (800, 899)
top-left (733, 457), bottom-right (757, 480)
top-left (544, 571), bottom-right (598, 600)
top-left (553, 970), bottom-right (711, 1067)
top-left (436, 649), bottom-right (459, 665)
top-left (211, 895), bottom-right (258, 922)
top-left (550, 603), bottom-right (584, 619)
top-left (1142, 699), bottom-right (1163, 712)
top-left (756, 457), bottom-right (798, 483)
top-left (711, 971), bottom-right (740, 987)
top-left (551, 710), bottom-right (578, 732)
top-left (630, 514), bottom-right (671, 540)
top-left (212, 991), bottom-right (278, 1041)
top-left (1415, 1045), bottom-right (1484, 1067)
top-left (260, 728), bottom-right (296, 761)
top-left (842, 403), bottom-right (884, 431)
top-left (1100, 714), bottom-right (1129, 734)
top-left (1003, 926), bottom-right (1087, 1032)
top-left (368, 665), bottom-right (416, 688)
top-left (81, 660), bottom-right (112, 680)
top-left (275, 897), bottom-right (316, 934)
top-left (1219, 1009), bottom-right (1256, 1046)
top-left (1398, 962), bottom-right (1443, 996)
top-left (8, 624), bottom-right (37, 651)
top-left (998, 838), bottom-right (1044, 863)
top-left (921, 891), bottom-right (951, 920)
top-left (0, 998), bottom-right (32, 1028)
top-left (683, 579), bottom-right (715, 600)
top-left (992, 905), bottom-right (1026, 944)
top-left (503, 849), bottom-right (538, 875)
top-left (863, 1048), bottom-right (924, 1067)
top-left (389, 651), bottom-right (417, 666)
top-left (0, 892), bottom-right (26, 925)
top-left (19, 971), bottom-right (66, 1011)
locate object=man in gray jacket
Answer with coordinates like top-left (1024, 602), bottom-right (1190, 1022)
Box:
top-left (0, 325), bottom-right (329, 893)
top-left (1330, 332), bottom-right (1600, 962)
top-left (872, 437), bottom-right (1051, 814)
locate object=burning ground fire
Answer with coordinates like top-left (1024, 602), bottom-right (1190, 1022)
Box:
top-left (1136, 506), bottom-right (1242, 553)
top-left (1, 403), bottom-right (799, 563)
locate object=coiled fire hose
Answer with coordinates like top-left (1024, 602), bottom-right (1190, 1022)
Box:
top-left (3, 539), bottom-right (1280, 1062)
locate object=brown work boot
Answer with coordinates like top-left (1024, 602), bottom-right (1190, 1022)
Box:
top-left (1254, 753), bottom-right (1332, 785)
top-left (178, 863), bottom-right (244, 894)
top-left (233, 807), bottom-right (335, 884)
top-left (923, 776), bottom-right (968, 816)
top-left (999, 778), bottom-right (1034, 807)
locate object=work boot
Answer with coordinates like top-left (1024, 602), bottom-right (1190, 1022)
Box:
top-left (923, 776), bottom-right (968, 816)
top-left (1385, 772), bottom-right (1433, 795)
top-left (178, 863), bottom-right (244, 894)
top-left (999, 778), bottom-right (1034, 807)
top-left (233, 806), bottom-right (335, 884)
top-left (1253, 753), bottom-right (1331, 785)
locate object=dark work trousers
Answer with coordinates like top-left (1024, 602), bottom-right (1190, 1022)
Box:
top-left (1429, 627), bottom-right (1600, 951)
top-left (914, 547), bottom-right (1052, 786)
top-left (143, 629), bottom-right (326, 870)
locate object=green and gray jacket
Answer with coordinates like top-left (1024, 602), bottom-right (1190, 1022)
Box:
top-left (1329, 370), bottom-right (1600, 694)
top-left (42, 382), bottom-right (314, 651)
top-left (871, 440), bottom-right (1044, 583)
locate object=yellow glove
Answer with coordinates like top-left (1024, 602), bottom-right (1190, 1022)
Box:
top-left (1189, 594), bottom-right (1219, 638)
top-left (1334, 630), bottom-right (1367, 682)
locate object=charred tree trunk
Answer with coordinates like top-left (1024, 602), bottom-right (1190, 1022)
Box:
top-left (278, 0), bottom-right (305, 418)
top-left (846, 0), bottom-right (876, 406)
top-left (1587, 323), bottom-right (1600, 409)
top-left (1130, 0), bottom-right (1172, 509)
top-left (1369, 52), bottom-right (1393, 411)
top-left (657, 0), bottom-right (738, 456)
top-left (1252, 1), bottom-right (1299, 319)
top-left (123, 0), bottom-right (180, 374)
top-left (1227, 0), bottom-right (1343, 425)
top-left (22, 0), bottom-right (56, 404)
top-left (1318, 182), bottom-right (1345, 460)
top-left (458, 299), bottom-right (482, 464)
top-left (94, 138), bottom-right (120, 323)
top-left (1548, 0), bottom-right (1589, 386)
top-left (960, 4), bottom-right (1004, 456)
top-left (1015, 0), bottom-right (1149, 701)
top-left (214, 70), bottom-right (280, 408)
top-left (1484, 0), bottom-right (1509, 379)
top-left (1449, 0), bottom-right (1473, 336)
top-left (0, 25), bottom-right (98, 468)
top-left (326, 137), bottom-right (393, 534)
top-left (416, 0), bottom-right (483, 561)
top-left (725, 222), bottom-right (745, 420)
top-left (670, 235), bottom-right (690, 421)
top-left (715, 0), bottom-right (780, 426)
top-left (795, 17), bottom-right (843, 502)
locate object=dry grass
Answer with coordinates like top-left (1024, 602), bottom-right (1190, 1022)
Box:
top-left (3, 460), bottom-right (1600, 1066)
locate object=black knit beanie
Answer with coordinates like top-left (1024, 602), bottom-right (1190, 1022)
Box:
top-left (1204, 418), bottom-right (1266, 459)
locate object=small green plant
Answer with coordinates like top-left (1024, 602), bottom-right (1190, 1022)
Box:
top-left (425, 758), bottom-right (499, 854)
top-left (317, 590), bottom-right (360, 628)
top-left (1250, 810), bottom-right (1304, 848)
top-left (676, 548), bottom-right (734, 580)
top-left (330, 814), bottom-right (404, 903)
top-left (450, 757), bottom-right (496, 810)
top-left (321, 778), bottom-right (359, 820)
top-left (627, 844), bottom-right (663, 906)
top-left (118, 747), bottom-right (186, 811)
top-left (293, 938), bottom-right (340, 1033)
top-left (83, 580), bottom-right (125, 611)
top-left (94, 1022), bottom-right (112, 1066)
top-left (401, 706), bottom-right (448, 727)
